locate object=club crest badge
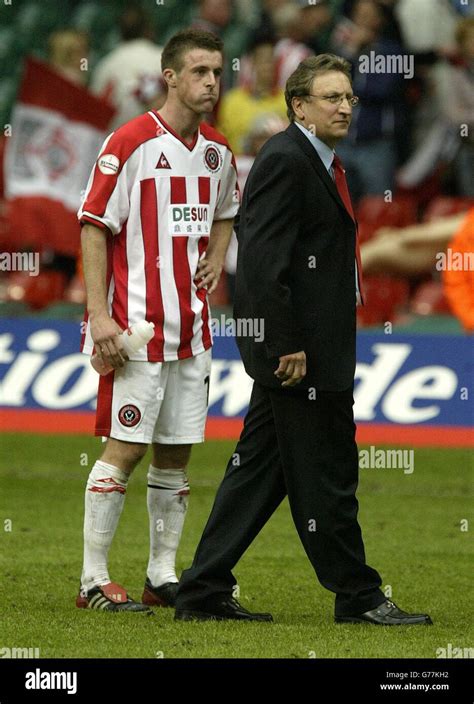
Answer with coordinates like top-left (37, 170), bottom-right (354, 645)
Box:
top-left (204, 145), bottom-right (222, 173)
top-left (118, 404), bottom-right (141, 427)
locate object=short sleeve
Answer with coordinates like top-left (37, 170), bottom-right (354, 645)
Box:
top-left (78, 133), bottom-right (137, 235)
top-left (214, 147), bottom-right (240, 221)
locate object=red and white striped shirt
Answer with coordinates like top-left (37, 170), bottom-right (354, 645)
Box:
top-left (78, 111), bottom-right (239, 361)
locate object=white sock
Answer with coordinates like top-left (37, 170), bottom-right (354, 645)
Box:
top-left (146, 465), bottom-right (189, 587)
top-left (81, 460), bottom-right (129, 593)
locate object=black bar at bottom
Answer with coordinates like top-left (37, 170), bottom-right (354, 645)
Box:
top-left (0, 658), bottom-right (471, 701)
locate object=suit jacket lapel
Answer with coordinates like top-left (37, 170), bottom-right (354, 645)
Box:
top-left (286, 122), bottom-right (351, 221)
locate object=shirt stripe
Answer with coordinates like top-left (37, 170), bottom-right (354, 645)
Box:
top-left (111, 223), bottom-right (129, 331)
top-left (140, 178), bottom-right (164, 359)
top-left (170, 176), bottom-right (194, 358)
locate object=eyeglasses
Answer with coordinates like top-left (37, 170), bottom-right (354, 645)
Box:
top-left (307, 94), bottom-right (359, 107)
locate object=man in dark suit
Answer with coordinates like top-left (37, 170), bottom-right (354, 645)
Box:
top-left (174, 55), bottom-right (432, 626)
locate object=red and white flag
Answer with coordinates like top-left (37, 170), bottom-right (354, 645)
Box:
top-left (3, 57), bottom-right (114, 257)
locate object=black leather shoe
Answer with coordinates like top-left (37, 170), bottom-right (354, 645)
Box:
top-left (335, 600), bottom-right (433, 625)
top-left (175, 595), bottom-right (273, 622)
top-left (142, 578), bottom-right (179, 607)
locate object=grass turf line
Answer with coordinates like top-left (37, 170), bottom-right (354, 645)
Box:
top-left (0, 434), bottom-right (472, 658)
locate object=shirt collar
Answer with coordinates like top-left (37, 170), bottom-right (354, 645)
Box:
top-left (294, 121), bottom-right (335, 173)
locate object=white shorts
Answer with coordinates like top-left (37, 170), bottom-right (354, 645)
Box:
top-left (95, 349), bottom-right (212, 445)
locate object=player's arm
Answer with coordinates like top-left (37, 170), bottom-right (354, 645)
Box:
top-left (81, 223), bottom-right (125, 368)
top-left (195, 217), bottom-right (234, 295)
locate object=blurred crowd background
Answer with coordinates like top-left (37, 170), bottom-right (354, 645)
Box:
top-left (0, 0), bottom-right (473, 333)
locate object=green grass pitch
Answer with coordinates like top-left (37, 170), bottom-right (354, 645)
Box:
top-left (0, 433), bottom-right (472, 659)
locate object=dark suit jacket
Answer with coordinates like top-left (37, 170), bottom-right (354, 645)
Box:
top-left (233, 122), bottom-right (358, 392)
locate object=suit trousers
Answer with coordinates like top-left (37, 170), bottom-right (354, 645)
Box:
top-left (176, 381), bottom-right (385, 616)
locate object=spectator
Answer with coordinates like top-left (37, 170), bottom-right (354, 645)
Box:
top-left (1, 28), bottom-right (107, 308)
top-left (297, 0), bottom-right (335, 54)
top-left (397, 17), bottom-right (474, 194)
top-left (331, 0), bottom-right (407, 201)
top-left (256, 0), bottom-right (334, 47)
top-left (361, 210), bottom-right (468, 276)
top-left (225, 112), bottom-right (288, 300)
top-left (91, 3), bottom-right (165, 130)
top-left (46, 28), bottom-right (91, 282)
top-left (191, 0), bottom-right (233, 36)
top-left (271, 3), bottom-right (313, 89)
top-left (233, 0), bottom-right (262, 29)
top-left (395, 0), bottom-right (459, 56)
top-left (48, 29), bottom-right (89, 86)
top-left (342, 0), bottom-right (403, 43)
top-left (217, 35), bottom-right (287, 153)
top-left (253, 0), bottom-right (292, 38)
top-left (436, 18), bottom-right (474, 196)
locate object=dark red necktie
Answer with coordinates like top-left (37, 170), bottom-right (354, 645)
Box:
top-left (332, 154), bottom-right (364, 304)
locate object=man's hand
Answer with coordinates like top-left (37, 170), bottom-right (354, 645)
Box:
top-left (194, 255), bottom-right (223, 295)
top-left (274, 351), bottom-right (306, 387)
top-left (90, 312), bottom-right (127, 369)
